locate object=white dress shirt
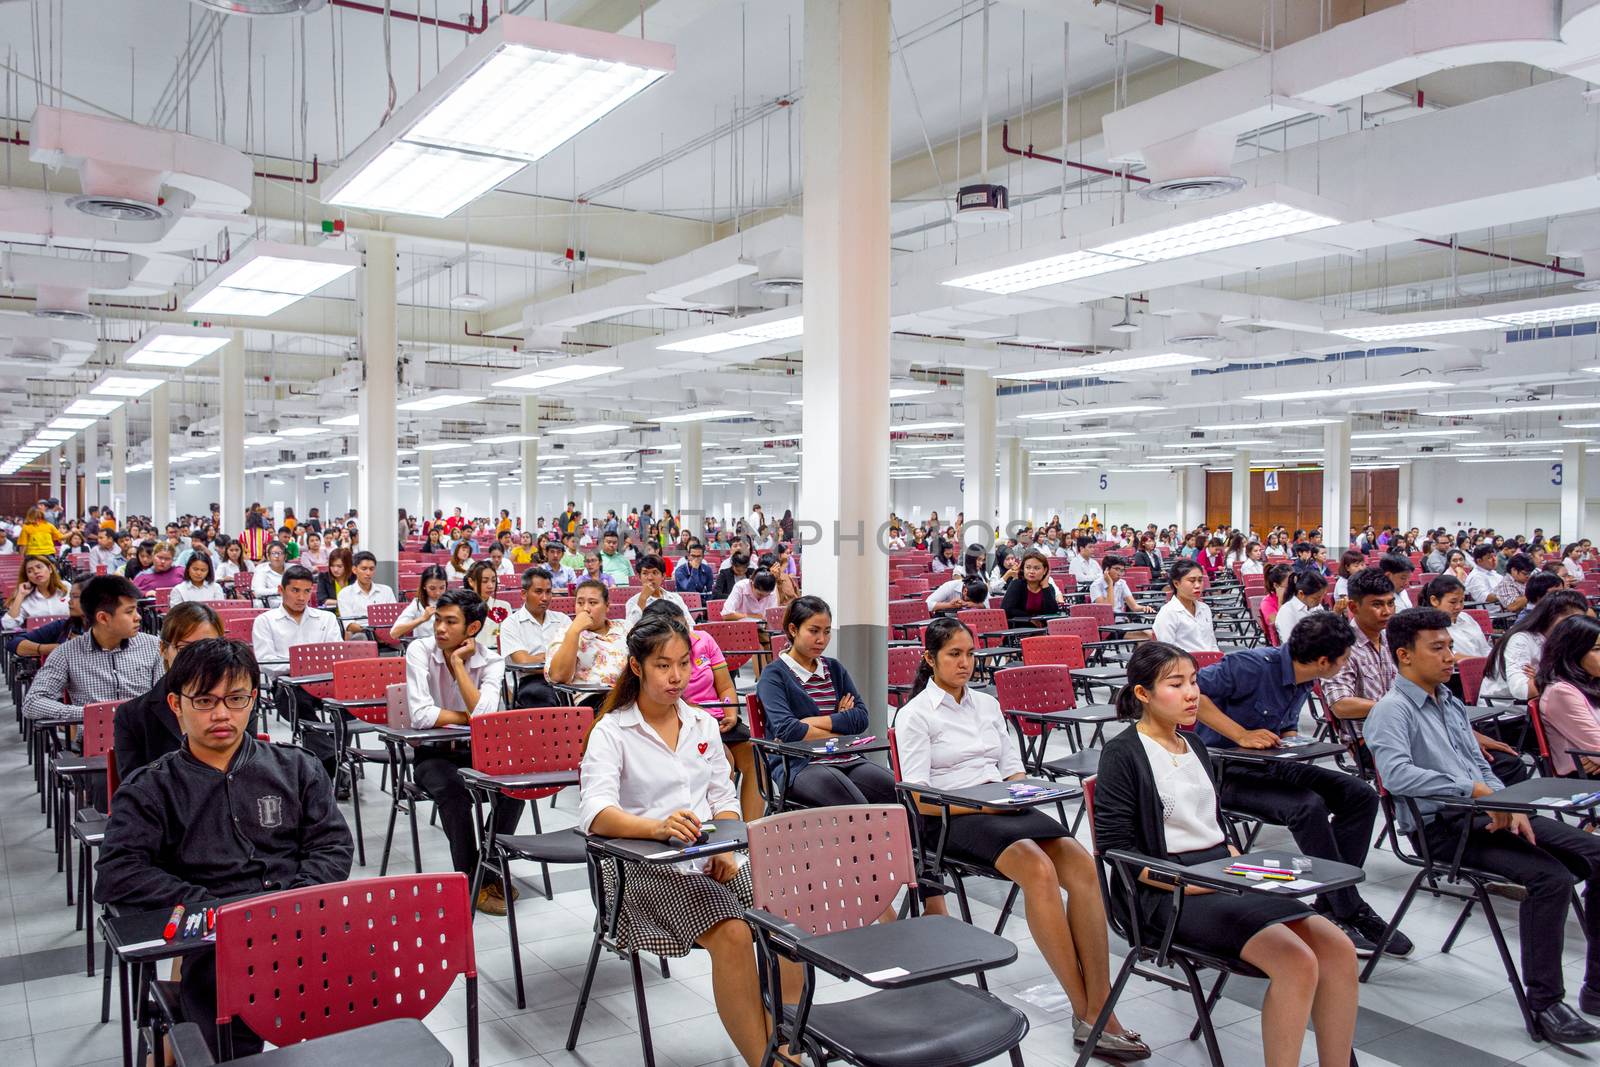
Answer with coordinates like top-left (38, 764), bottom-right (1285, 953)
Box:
top-left (2, 586), bottom-right (70, 631)
top-left (1448, 612), bottom-right (1492, 659)
top-left (336, 581), bottom-right (397, 628)
top-left (1275, 596), bottom-right (1320, 645)
top-left (1567, 557), bottom-right (1586, 582)
top-left (251, 565), bottom-right (286, 606)
top-left (623, 588), bottom-right (692, 631)
top-left (1240, 560), bottom-right (1264, 576)
top-left (1153, 597), bottom-right (1218, 653)
top-left (404, 636), bottom-right (505, 728)
top-left (1138, 732), bottom-right (1225, 853)
top-left (1464, 564), bottom-right (1499, 605)
top-left (1068, 554), bottom-right (1103, 586)
top-left (893, 683), bottom-right (1023, 790)
top-left (499, 607), bottom-right (572, 662)
top-left (1395, 588), bottom-right (1413, 611)
top-left (169, 581), bottom-right (225, 605)
top-left (925, 578), bottom-right (966, 612)
top-left (250, 605), bottom-right (342, 677)
top-left (1480, 632), bottom-right (1543, 701)
top-left (577, 700), bottom-right (738, 871)
top-left (393, 597), bottom-right (435, 639)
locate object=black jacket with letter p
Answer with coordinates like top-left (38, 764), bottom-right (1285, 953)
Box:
top-left (95, 734), bottom-right (353, 909)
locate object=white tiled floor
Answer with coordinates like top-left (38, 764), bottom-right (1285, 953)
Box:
top-left (0, 703), bottom-right (1593, 1066)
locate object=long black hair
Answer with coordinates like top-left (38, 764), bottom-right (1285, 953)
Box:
top-left (1487, 588), bottom-right (1589, 679)
top-left (1420, 573), bottom-right (1465, 608)
top-left (1115, 641), bottom-right (1197, 722)
top-left (1535, 614), bottom-right (1600, 707)
top-left (596, 610), bottom-right (693, 721)
top-left (911, 615), bottom-right (974, 698)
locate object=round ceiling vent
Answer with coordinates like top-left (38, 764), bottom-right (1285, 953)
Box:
top-left (65, 194), bottom-right (170, 223)
top-left (1575, 277), bottom-right (1600, 292)
top-left (450, 292), bottom-right (489, 310)
top-left (1166, 327), bottom-right (1225, 345)
top-left (752, 276), bottom-right (803, 294)
top-left (189, 0), bottom-right (327, 14)
top-left (1137, 175), bottom-right (1248, 203)
top-left (30, 307), bottom-right (94, 323)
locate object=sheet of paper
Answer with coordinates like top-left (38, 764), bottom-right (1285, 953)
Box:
top-left (1276, 878), bottom-right (1322, 891)
top-left (863, 966), bottom-right (910, 982)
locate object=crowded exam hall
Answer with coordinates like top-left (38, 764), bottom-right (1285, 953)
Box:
top-left (11, 1), bottom-right (1600, 1065)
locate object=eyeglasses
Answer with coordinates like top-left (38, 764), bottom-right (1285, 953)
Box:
top-left (181, 692), bottom-right (255, 711)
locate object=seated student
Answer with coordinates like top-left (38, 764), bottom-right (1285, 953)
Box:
top-left (895, 616), bottom-right (1148, 1061)
top-left (1324, 569), bottom-right (1399, 721)
top-left (1196, 613), bottom-right (1408, 957)
top-left (1067, 535), bottom-right (1104, 587)
top-left (252, 542), bottom-right (292, 607)
top-left (547, 579), bottom-right (630, 690)
top-left (114, 603), bottom-right (224, 778)
top-left (1153, 558), bottom-right (1218, 653)
top-left (1373, 554), bottom-right (1415, 611)
top-left (496, 567), bottom-right (573, 706)
top-left (1368, 608), bottom-right (1600, 1044)
top-left (1131, 534), bottom-right (1164, 578)
top-left (464, 562), bottom-right (511, 649)
top-left (1275, 569), bottom-right (1328, 645)
top-left (1001, 550), bottom-right (1060, 626)
top-left (540, 539), bottom-right (580, 594)
top-left (1421, 574), bottom-right (1491, 659)
top-left (132, 544), bottom-right (185, 594)
top-left (168, 552), bottom-right (224, 605)
top-left (6, 580), bottom-right (83, 658)
top-left (1331, 550), bottom-right (1365, 612)
top-left (1239, 540), bottom-right (1266, 576)
top-left (3, 554), bottom-right (70, 631)
top-left (1492, 553), bottom-right (1535, 613)
top-left (1566, 542), bottom-right (1589, 583)
top-left (577, 612), bottom-right (769, 1067)
top-left (672, 539), bottom-right (717, 595)
top-left (1522, 570), bottom-right (1566, 621)
top-left (487, 543), bottom-right (514, 578)
top-left (88, 527), bottom-right (124, 575)
top-left (1260, 562), bottom-right (1294, 634)
top-left (1480, 589), bottom-right (1591, 701)
top-left (23, 575), bottom-right (162, 724)
top-left (927, 577), bottom-right (989, 615)
top-left (390, 565), bottom-right (449, 642)
top-left (314, 547), bottom-right (350, 610)
top-left (711, 550), bottom-right (751, 600)
top-left (624, 555), bottom-right (692, 630)
top-left (1533, 614), bottom-right (1600, 777)
top-left (1095, 642), bottom-right (1357, 1067)
top-left (1290, 541), bottom-right (1320, 577)
top-left (1464, 543), bottom-right (1501, 605)
top-left (721, 566), bottom-right (778, 623)
top-left (581, 551), bottom-right (617, 590)
top-left (251, 564), bottom-right (344, 783)
top-left (1091, 555), bottom-right (1152, 617)
top-left (335, 550), bottom-right (396, 638)
top-left (95, 638), bottom-right (354, 1059)
top-left (404, 589), bottom-right (519, 915)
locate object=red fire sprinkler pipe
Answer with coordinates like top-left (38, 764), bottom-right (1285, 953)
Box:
top-left (327, 0), bottom-right (490, 34)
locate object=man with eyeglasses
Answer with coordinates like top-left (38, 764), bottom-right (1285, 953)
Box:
top-left (672, 539), bottom-right (716, 595)
top-left (96, 638), bottom-right (353, 1060)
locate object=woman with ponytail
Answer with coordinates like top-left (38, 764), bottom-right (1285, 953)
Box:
top-left (1094, 641), bottom-right (1356, 1067)
top-left (894, 616), bottom-right (1149, 1062)
top-left (578, 611), bottom-right (768, 1066)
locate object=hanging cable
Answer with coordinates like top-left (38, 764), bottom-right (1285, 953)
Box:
top-left (380, 0), bottom-right (397, 127)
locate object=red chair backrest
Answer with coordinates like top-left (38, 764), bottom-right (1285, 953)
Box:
top-left (232, 571), bottom-right (252, 598)
top-left (744, 693), bottom-right (766, 739)
top-left (151, 587), bottom-right (173, 610)
top-left (471, 705), bottom-right (592, 800)
top-left (888, 599), bottom-right (929, 630)
top-left (224, 615), bottom-right (256, 642)
top-left (81, 701), bottom-right (118, 758)
top-left (24, 613), bottom-right (67, 633)
top-left (549, 596), bottom-right (575, 616)
top-left (886, 645), bottom-right (922, 707)
top-left (677, 591), bottom-right (702, 610)
top-left (1070, 603), bottom-right (1114, 628)
top-left (994, 666), bottom-right (1077, 740)
top-left (331, 657), bottom-right (406, 702)
top-left (1045, 616), bottom-right (1098, 644)
top-left (1527, 696), bottom-right (1554, 773)
top-left (957, 608), bottom-right (1008, 645)
top-left (1020, 634), bottom-right (1086, 670)
top-left (697, 621), bottom-right (761, 674)
top-left (214, 874), bottom-right (476, 1047)
top-left (1464, 608), bottom-right (1493, 636)
top-left (287, 641), bottom-right (379, 699)
top-left (746, 805), bottom-right (914, 935)
top-left (1190, 650), bottom-right (1224, 669)
top-left (606, 602), bottom-right (627, 621)
top-left (705, 597), bottom-right (726, 622)
top-left (764, 605), bottom-right (787, 633)
top-left (364, 601), bottom-right (407, 647)
top-left (1456, 655), bottom-right (1488, 705)
top-left (769, 633), bottom-right (789, 658)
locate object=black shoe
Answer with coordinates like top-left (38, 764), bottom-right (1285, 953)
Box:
top-left (1324, 914), bottom-right (1378, 958)
top-left (1533, 1002), bottom-right (1600, 1044)
top-left (1579, 984), bottom-right (1600, 1017)
top-left (1350, 903), bottom-right (1414, 957)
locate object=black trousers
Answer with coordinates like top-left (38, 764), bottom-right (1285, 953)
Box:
top-left (180, 953), bottom-right (264, 1058)
top-left (513, 675), bottom-right (564, 709)
top-left (787, 759), bottom-right (897, 807)
top-left (1218, 759), bottom-right (1378, 918)
top-left (413, 745), bottom-right (524, 887)
top-left (281, 683), bottom-right (339, 781)
top-left (1423, 812), bottom-right (1600, 1011)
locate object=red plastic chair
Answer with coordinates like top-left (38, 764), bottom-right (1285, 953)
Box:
top-left (1020, 634), bottom-right (1086, 670)
top-left (287, 641), bottom-right (379, 701)
top-left (887, 645), bottom-right (922, 708)
top-left (223, 615), bottom-right (256, 643)
top-left (1045, 616), bottom-right (1099, 644)
top-left (747, 805), bottom-right (914, 934)
top-left (365, 601), bottom-right (407, 648)
top-left (549, 596), bottom-right (576, 616)
top-left (1456, 655), bottom-right (1488, 705)
top-left (331, 656), bottom-right (405, 702)
top-left (957, 608), bottom-right (1009, 648)
top-left (1069, 603), bottom-right (1114, 628)
top-left (697, 621), bottom-right (763, 675)
top-left (705, 597), bottom-right (726, 622)
top-left (769, 633), bottom-right (790, 658)
top-left (1464, 608), bottom-right (1493, 636)
top-left (605, 602), bottom-right (628, 621)
top-left (889, 598), bottom-right (933, 639)
top-left (1190, 650), bottom-right (1224, 670)
top-left (150, 587), bottom-right (173, 611)
top-left (212, 874), bottom-right (479, 1065)
top-left (1526, 697), bottom-right (1555, 778)
top-left (231, 571), bottom-right (253, 600)
top-left (764, 605), bottom-right (788, 634)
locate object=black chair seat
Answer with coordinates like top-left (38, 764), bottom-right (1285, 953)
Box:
top-left (496, 828), bottom-right (588, 864)
top-left (1041, 749), bottom-right (1100, 779)
top-left (784, 980), bottom-right (1028, 1067)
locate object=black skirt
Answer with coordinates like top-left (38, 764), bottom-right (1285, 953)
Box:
top-left (1144, 844), bottom-right (1313, 958)
top-left (924, 808), bottom-right (1071, 868)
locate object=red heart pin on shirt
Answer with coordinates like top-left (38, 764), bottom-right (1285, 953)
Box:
top-left (697, 742), bottom-right (709, 755)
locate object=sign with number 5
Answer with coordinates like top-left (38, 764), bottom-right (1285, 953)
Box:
top-left (1098, 473), bottom-right (1108, 491)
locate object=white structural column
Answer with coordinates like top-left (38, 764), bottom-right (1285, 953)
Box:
top-left (63, 438), bottom-right (77, 521)
top-left (680, 424), bottom-right (703, 529)
top-left (1322, 421), bottom-right (1353, 540)
top-left (742, 474), bottom-right (755, 521)
top-left (109, 407), bottom-right (127, 518)
top-left (662, 463), bottom-right (677, 517)
top-left (220, 331), bottom-right (246, 534)
top-left (488, 472), bottom-right (501, 520)
top-left (520, 397), bottom-right (538, 528)
top-left (998, 438), bottom-right (1023, 534)
top-left (49, 449), bottom-right (62, 504)
top-left (82, 421), bottom-right (99, 514)
top-left (1563, 443), bottom-right (1589, 542)
top-left (150, 385), bottom-right (170, 528)
top-left (1019, 448), bottom-right (1031, 522)
top-left (419, 452), bottom-right (434, 519)
top-left (563, 471), bottom-right (576, 514)
top-left (1231, 452), bottom-right (1251, 535)
top-left (1175, 466), bottom-right (1205, 530)
top-left (358, 235), bottom-right (399, 572)
top-left (963, 370), bottom-right (997, 544)
top-left (800, 0), bottom-right (892, 725)
top-left (1397, 462), bottom-right (1415, 533)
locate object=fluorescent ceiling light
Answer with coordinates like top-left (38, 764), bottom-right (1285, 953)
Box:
top-left (477, 458), bottom-right (517, 466)
top-left (945, 251), bottom-right (1136, 295)
top-left (1242, 381), bottom-right (1453, 403)
top-left (1490, 302), bottom-right (1600, 326)
top-left (1024, 430), bottom-right (1137, 441)
top-left (1333, 317), bottom-right (1503, 342)
top-left (898, 441), bottom-right (964, 450)
top-left (47, 416), bottom-right (97, 430)
top-left (243, 435), bottom-right (282, 446)
top-left (894, 421), bottom-right (964, 432)
top-left (575, 446), bottom-right (637, 456)
top-left (1566, 422), bottom-right (1600, 429)
top-left (431, 462), bottom-right (469, 470)
top-left (548, 422), bottom-right (631, 436)
top-left (1420, 400), bottom-right (1600, 418)
top-left (1458, 455), bottom-right (1564, 464)
top-left (1349, 428), bottom-right (1481, 440)
top-left (275, 426), bottom-right (330, 438)
top-left (321, 414), bottom-right (361, 427)
top-left (1194, 418), bottom-right (1341, 431)
top-left (185, 241), bottom-right (361, 317)
top-left (493, 364), bottom-right (620, 390)
top-left (89, 372), bottom-right (163, 398)
top-left (742, 434), bottom-right (801, 444)
top-left (995, 352), bottom-right (1210, 382)
top-left (34, 429), bottom-right (73, 441)
top-left (649, 409), bottom-right (750, 424)
top-left (1167, 438), bottom-right (1272, 448)
top-left (1027, 446), bottom-right (1123, 454)
top-left (395, 393), bottom-right (482, 412)
top-left (324, 17), bottom-right (673, 217)
top-left (1014, 404), bottom-right (1166, 421)
top-left (1457, 437), bottom-right (1593, 448)
top-left (416, 442), bottom-right (476, 453)
top-left (1350, 464), bottom-right (1402, 471)
top-left (1145, 452), bottom-right (1232, 460)
top-left (124, 325), bottom-right (231, 369)
top-left (659, 314), bottom-right (803, 354)
top-left (474, 433), bottom-right (539, 445)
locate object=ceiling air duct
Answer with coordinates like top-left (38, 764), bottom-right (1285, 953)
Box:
top-left (188, 0), bottom-right (326, 14)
